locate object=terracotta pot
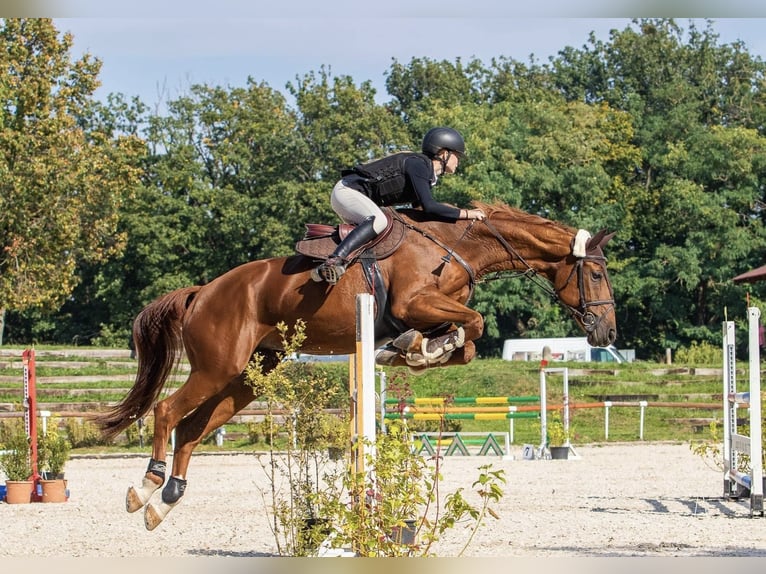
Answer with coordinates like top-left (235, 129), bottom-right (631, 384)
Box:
top-left (4, 480), bottom-right (34, 504)
top-left (40, 479), bottom-right (68, 503)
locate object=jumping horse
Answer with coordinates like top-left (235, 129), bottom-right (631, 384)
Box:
top-left (94, 200), bottom-right (617, 530)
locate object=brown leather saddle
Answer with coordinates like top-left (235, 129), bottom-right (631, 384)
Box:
top-left (295, 208), bottom-right (406, 261)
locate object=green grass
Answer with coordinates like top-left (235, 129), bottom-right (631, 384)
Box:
top-left (0, 349), bottom-right (738, 452)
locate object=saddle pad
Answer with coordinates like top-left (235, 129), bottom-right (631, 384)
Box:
top-left (295, 217), bottom-right (406, 261)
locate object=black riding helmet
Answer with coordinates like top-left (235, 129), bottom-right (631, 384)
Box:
top-left (421, 127), bottom-right (466, 157)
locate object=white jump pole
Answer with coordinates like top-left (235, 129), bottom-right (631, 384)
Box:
top-left (351, 293), bottom-right (377, 475)
top-left (723, 306), bottom-right (764, 517)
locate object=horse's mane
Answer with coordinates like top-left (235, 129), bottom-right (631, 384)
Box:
top-left (472, 200), bottom-right (576, 234)
top-left (396, 200), bottom-right (576, 236)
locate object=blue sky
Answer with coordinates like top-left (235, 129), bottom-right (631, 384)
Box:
top-left (54, 16), bottom-right (766, 109)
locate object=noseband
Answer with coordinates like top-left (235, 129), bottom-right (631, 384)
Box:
top-left (482, 219), bottom-right (615, 333)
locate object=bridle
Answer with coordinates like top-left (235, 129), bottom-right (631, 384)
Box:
top-left (554, 250), bottom-right (615, 333)
top-left (482, 219), bottom-right (615, 334)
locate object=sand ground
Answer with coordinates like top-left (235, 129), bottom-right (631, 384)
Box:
top-left (1, 442), bottom-right (764, 558)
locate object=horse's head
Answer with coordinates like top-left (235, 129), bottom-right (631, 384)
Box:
top-left (554, 229), bottom-right (617, 347)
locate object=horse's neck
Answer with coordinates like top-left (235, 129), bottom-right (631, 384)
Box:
top-left (474, 217), bottom-right (573, 279)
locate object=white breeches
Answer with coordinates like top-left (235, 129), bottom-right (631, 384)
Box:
top-left (330, 179), bottom-right (389, 234)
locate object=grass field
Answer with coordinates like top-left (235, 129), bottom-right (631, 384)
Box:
top-left (0, 345), bottom-right (740, 454)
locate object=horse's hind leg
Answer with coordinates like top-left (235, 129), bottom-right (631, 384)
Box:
top-left (143, 351), bottom-right (278, 530)
top-left (126, 369), bottom-right (240, 515)
top-left (142, 378), bottom-right (258, 530)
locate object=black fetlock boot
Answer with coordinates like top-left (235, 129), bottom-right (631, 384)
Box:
top-left (312, 217), bottom-right (378, 284)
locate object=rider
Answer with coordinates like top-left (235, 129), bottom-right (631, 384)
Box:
top-left (311, 126), bottom-right (487, 284)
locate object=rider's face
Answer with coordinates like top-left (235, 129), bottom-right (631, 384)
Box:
top-left (442, 151), bottom-right (460, 175)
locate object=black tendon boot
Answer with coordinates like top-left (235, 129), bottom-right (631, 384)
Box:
top-left (312, 217), bottom-right (378, 284)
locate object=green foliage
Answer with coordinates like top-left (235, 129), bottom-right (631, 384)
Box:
top-left (246, 320), bottom-right (347, 556)
top-left (123, 416), bottom-right (154, 447)
top-left (65, 417), bottom-right (113, 448)
top-left (37, 419), bottom-right (71, 477)
top-left (674, 341), bottom-right (722, 365)
top-left (318, 420), bottom-right (506, 557)
top-left (0, 19), bottom-right (144, 317)
top-left (0, 419), bottom-right (32, 481)
top-left (691, 418), bottom-right (766, 474)
top-left (545, 412), bottom-right (569, 447)
top-left (245, 323), bottom-right (505, 556)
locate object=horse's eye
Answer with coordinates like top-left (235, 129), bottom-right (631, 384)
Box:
top-left (591, 271), bottom-right (602, 280)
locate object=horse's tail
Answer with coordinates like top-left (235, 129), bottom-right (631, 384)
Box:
top-left (94, 286), bottom-right (200, 440)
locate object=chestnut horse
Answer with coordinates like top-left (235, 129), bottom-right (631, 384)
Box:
top-left (94, 200), bottom-right (616, 530)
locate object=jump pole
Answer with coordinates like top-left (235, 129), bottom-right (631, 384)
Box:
top-left (722, 307), bottom-right (764, 516)
top-left (22, 349), bottom-right (42, 500)
top-left (350, 293), bottom-right (377, 475)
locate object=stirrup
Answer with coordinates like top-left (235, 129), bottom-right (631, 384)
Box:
top-left (319, 262), bottom-right (346, 284)
top-left (312, 258), bottom-right (346, 284)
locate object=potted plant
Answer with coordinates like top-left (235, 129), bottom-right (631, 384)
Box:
top-left (37, 420), bottom-right (71, 502)
top-left (546, 412), bottom-right (570, 460)
top-left (0, 419), bottom-right (34, 504)
top-left (317, 412), bottom-right (350, 461)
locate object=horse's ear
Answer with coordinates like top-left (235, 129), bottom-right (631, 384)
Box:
top-left (586, 229), bottom-right (616, 252)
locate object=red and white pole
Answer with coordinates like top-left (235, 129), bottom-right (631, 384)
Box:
top-left (22, 349), bottom-right (41, 500)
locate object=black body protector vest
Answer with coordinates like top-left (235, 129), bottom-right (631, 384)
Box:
top-left (342, 152), bottom-right (431, 206)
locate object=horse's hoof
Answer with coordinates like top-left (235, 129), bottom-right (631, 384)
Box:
top-left (404, 351), bottom-right (427, 367)
top-left (406, 349), bottom-right (452, 368)
top-left (422, 327), bottom-right (465, 360)
top-left (375, 347), bottom-right (402, 366)
top-left (126, 485), bottom-right (145, 513)
top-left (392, 329), bottom-right (422, 352)
top-left (144, 503), bottom-right (165, 531)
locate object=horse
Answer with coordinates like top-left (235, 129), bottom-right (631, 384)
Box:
top-left (93, 200), bottom-right (617, 530)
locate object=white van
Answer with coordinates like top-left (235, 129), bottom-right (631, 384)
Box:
top-left (501, 337), bottom-right (627, 363)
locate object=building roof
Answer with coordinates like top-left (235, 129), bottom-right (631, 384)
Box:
top-left (733, 264), bottom-right (766, 284)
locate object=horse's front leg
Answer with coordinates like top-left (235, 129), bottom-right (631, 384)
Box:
top-left (390, 289), bottom-right (484, 364)
top-left (378, 341), bottom-right (476, 369)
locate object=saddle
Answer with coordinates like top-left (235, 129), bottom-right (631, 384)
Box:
top-left (295, 208), bottom-right (406, 261)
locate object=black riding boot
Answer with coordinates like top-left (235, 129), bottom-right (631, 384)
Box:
top-left (312, 216), bottom-right (378, 284)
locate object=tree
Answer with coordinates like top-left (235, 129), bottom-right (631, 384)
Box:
top-left (0, 19), bottom-right (143, 343)
top-left (548, 18), bottom-right (766, 355)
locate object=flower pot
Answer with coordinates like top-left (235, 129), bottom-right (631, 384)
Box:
top-left (549, 446), bottom-right (569, 460)
top-left (40, 479), bottom-right (69, 503)
top-left (390, 519), bottom-right (418, 545)
top-left (4, 480), bottom-right (34, 504)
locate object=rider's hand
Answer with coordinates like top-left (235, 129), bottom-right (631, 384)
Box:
top-left (464, 209), bottom-right (486, 221)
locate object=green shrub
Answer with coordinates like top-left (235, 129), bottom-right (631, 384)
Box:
top-left (65, 418), bottom-right (113, 447)
top-left (674, 341), bottom-right (722, 364)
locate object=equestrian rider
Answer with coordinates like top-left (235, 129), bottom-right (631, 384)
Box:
top-left (311, 127), bottom-right (486, 284)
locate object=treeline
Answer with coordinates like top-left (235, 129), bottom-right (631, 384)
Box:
top-left (2, 18), bottom-right (766, 360)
